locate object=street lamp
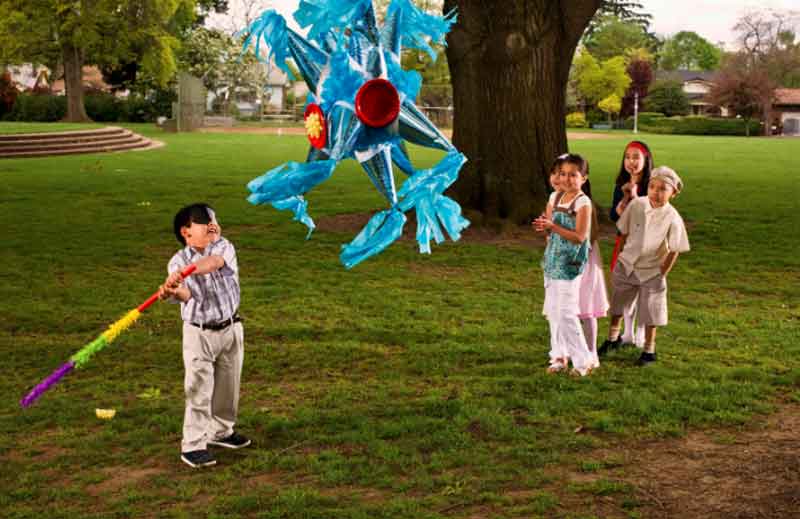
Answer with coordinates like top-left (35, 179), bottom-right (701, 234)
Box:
top-left (633, 91), bottom-right (639, 134)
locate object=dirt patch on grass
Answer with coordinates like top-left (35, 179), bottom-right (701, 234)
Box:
top-left (89, 467), bottom-right (167, 496)
top-left (538, 403), bottom-right (800, 519)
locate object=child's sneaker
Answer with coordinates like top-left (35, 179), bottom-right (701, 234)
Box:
top-left (598, 337), bottom-right (622, 357)
top-left (636, 352), bottom-right (657, 366)
top-left (208, 432), bottom-right (251, 450)
top-left (181, 449), bottom-right (216, 468)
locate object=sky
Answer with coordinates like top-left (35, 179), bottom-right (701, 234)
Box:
top-left (207, 0), bottom-right (799, 49)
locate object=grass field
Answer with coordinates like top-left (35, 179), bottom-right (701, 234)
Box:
top-left (1, 122), bottom-right (798, 518)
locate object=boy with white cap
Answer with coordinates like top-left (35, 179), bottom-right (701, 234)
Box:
top-left (599, 167), bottom-right (690, 365)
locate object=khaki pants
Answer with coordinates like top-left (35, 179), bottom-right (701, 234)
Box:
top-left (181, 321), bottom-right (244, 452)
top-left (610, 266), bottom-right (668, 327)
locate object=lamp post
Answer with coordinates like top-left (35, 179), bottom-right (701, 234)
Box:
top-left (633, 91), bottom-right (639, 134)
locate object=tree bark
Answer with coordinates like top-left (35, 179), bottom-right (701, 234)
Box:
top-left (62, 42), bottom-right (91, 122)
top-left (445, 0), bottom-right (602, 224)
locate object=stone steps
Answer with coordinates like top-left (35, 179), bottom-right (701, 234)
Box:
top-left (0, 126), bottom-right (154, 159)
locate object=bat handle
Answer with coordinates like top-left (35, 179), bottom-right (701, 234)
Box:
top-left (138, 264), bottom-right (198, 312)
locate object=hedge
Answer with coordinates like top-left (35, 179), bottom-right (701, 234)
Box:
top-left (638, 115), bottom-right (761, 136)
top-left (3, 93), bottom-right (170, 123)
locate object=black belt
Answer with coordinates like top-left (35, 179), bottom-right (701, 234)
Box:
top-left (190, 314), bottom-right (242, 331)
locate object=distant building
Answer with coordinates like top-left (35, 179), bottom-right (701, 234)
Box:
top-left (772, 88), bottom-right (800, 136)
top-left (6, 64), bottom-right (115, 95)
top-left (655, 70), bottom-right (727, 116)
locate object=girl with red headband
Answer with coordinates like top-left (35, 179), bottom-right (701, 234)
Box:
top-left (608, 141), bottom-right (653, 349)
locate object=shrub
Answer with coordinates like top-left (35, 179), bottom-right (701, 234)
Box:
top-left (85, 93), bottom-right (124, 122)
top-left (0, 72), bottom-right (19, 118)
top-left (640, 115), bottom-right (761, 136)
top-left (6, 94), bottom-right (66, 121)
top-left (637, 112), bottom-right (665, 124)
top-left (585, 108), bottom-right (605, 126)
top-left (645, 80), bottom-right (690, 117)
top-left (565, 112), bottom-right (587, 128)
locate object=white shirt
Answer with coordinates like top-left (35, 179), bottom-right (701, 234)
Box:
top-left (617, 197), bottom-right (690, 281)
top-left (168, 236), bottom-right (240, 324)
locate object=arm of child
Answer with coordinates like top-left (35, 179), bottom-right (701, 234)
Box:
top-left (661, 251), bottom-right (679, 276)
top-left (617, 234), bottom-right (627, 253)
top-left (191, 255), bottom-right (226, 275)
top-left (545, 205), bottom-right (591, 244)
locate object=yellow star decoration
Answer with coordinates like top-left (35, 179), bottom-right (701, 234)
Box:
top-left (305, 112), bottom-right (323, 139)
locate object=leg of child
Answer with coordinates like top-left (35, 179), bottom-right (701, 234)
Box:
top-left (600, 265), bottom-right (638, 355)
top-left (607, 314), bottom-right (623, 341)
top-left (643, 326), bottom-right (657, 353)
top-left (581, 317), bottom-right (599, 367)
top-left (558, 277), bottom-right (593, 375)
top-left (182, 324), bottom-right (215, 453)
top-left (209, 322), bottom-right (244, 441)
top-left (635, 322), bottom-right (646, 348)
top-left (545, 279), bottom-right (568, 371)
top-left (636, 274), bottom-right (667, 365)
top-left (621, 302), bottom-right (637, 344)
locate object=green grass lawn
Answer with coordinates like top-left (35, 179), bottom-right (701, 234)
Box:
top-left (1, 123), bottom-right (798, 518)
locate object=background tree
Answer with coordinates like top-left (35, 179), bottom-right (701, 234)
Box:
top-left (444, 0), bottom-right (604, 223)
top-left (729, 10), bottom-right (799, 134)
top-left (645, 80), bottom-right (690, 116)
top-left (0, 0), bottom-right (198, 122)
top-left (101, 0), bottom-right (229, 91)
top-left (573, 52), bottom-right (631, 107)
top-left (659, 31), bottom-right (721, 71)
top-left (584, 0), bottom-right (651, 38)
top-left (707, 53), bottom-right (774, 137)
top-left (734, 10), bottom-right (800, 87)
top-left (621, 55), bottom-right (653, 117)
top-left (598, 93), bottom-right (621, 123)
top-left (582, 14), bottom-right (657, 61)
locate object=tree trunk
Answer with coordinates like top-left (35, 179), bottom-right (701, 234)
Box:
top-left (445, 0), bottom-right (602, 224)
top-left (62, 42), bottom-right (90, 122)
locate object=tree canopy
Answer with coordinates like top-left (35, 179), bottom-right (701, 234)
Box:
top-left (660, 31), bottom-right (721, 71)
top-left (573, 51), bottom-right (631, 105)
top-left (582, 13), bottom-right (657, 61)
top-left (0, 0), bottom-right (200, 120)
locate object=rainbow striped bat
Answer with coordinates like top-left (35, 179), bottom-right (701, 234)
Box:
top-left (20, 264), bottom-right (196, 408)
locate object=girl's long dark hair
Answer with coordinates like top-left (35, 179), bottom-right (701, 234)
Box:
top-left (578, 156), bottom-right (600, 243)
top-left (615, 141), bottom-right (653, 195)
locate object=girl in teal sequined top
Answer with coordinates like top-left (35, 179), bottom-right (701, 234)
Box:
top-left (534, 155), bottom-right (594, 376)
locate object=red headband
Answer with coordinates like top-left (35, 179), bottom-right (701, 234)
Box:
top-left (625, 142), bottom-right (650, 158)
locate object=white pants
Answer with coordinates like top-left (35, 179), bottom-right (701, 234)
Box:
top-left (543, 276), bottom-right (593, 373)
top-left (181, 322), bottom-right (244, 452)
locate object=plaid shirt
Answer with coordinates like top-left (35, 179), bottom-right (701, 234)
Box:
top-left (168, 237), bottom-right (240, 324)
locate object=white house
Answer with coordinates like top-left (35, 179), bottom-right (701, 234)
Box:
top-left (656, 70), bottom-right (728, 116)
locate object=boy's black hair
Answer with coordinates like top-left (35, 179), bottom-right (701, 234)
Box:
top-left (615, 140), bottom-right (653, 193)
top-left (173, 203), bottom-right (213, 245)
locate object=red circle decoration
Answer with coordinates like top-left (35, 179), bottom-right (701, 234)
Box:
top-left (304, 103), bottom-right (327, 149)
top-left (355, 78), bottom-right (400, 128)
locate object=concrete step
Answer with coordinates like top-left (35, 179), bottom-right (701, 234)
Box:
top-left (0, 126), bottom-right (159, 159)
top-left (0, 130), bottom-right (134, 148)
top-left (0, 126), bottom-right (127, 142)
top-left (0, 134), bottom-right (145, 153)
top-left (0, 138), bottom-right (152, 159)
